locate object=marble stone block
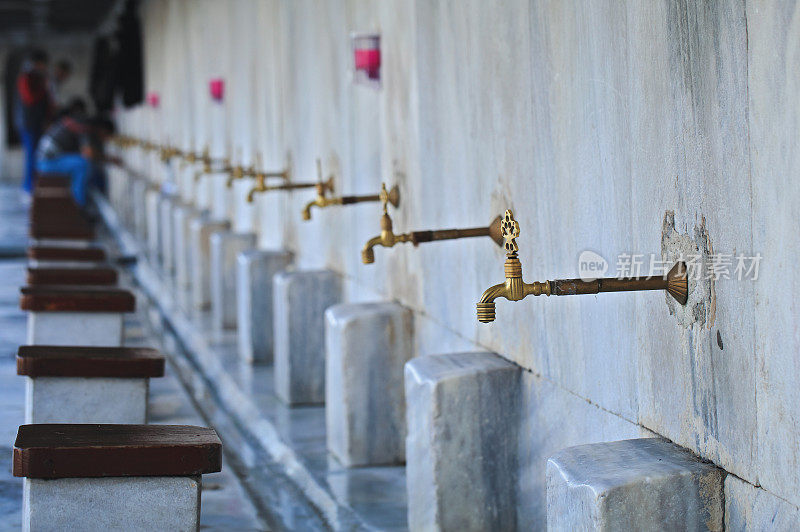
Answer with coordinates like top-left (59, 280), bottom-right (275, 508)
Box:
top-left (159, 194), bottom-right (175, 276)
top-left (546, 438), bottom-right (724, 531)
top-left (189, 217), bottom-right (229, 311)
top-left (25, 377), bottom-right (148, 424)
top-left (23, 476), bottom-right (201, 532)
top-left (144, 188), bottom-right (161, 264)
top-left (27, 312), bottom-right (123, 346)
top-left (236, 250), bottom-right (293, 364)
top-left (405, 352), bottom-right (521, 531)
top-left (172, 203), bottom-right (195, 306)
top-left (274, 270), bottom-right (341, 404)
top-left (210, 231), bottom-right (256, 331)
top-left (325, 302), bottom-right (413, 466)
top-left (132, 179), bottom-right (147, 242)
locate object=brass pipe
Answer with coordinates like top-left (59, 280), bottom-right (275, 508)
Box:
top-left (247, 168), bottom-right (333, 203)
top-left (159, 145), bottom-right (182, 162)
top-left (193, 147), bottom-right (230, 182)
top-left (476, 210), bottom-right (689, 323)
top-left (226, 163), bottom-right (254, 188)
top-left (361, 183), bottom-right (502, 264)
top-left (302, 182), bottom-right (399, 220)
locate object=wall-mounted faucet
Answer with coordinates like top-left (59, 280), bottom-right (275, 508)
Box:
top-left (476, 210), bottom-right (689, 323)
top-left (225, 149), bottom-right (254, 188)
top-left (246, 158), bottom-right (331, 203)
top-left (361, 185), bottom-right (503, 264)
top-left (301, 165), bottom-right (399, 220)
top-left (159, 144), bottom-right (182, 162)
top-left (193, 147), bottom-right (231, 182)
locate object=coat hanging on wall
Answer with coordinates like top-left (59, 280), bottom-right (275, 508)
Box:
top-left (115, 0), bottom-right (144, 108)
top-left (89, 37), bottom-right (118, 114)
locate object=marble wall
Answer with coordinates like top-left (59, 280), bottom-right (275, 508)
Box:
top-left (121, 0), bottom-right (800, 526)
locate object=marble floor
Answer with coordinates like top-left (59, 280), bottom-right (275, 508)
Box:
top-left (0, 184), bottom-right (267, 531)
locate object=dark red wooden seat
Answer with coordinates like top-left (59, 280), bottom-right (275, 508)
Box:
top-left (27, 246), bottom-right (107, 262)
top-left (17, 346), bottom-right (164, 378)
top-left (20, 286), bottom-right (135, 312)
top-left (13, 424), bottom-right (221, 478)
top-left (26, 267), bottom-right (118, 286)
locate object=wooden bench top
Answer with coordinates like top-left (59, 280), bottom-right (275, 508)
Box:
top-left (17, 346), bottom-right (164, 378)
top-left (30, 224), bottom-right (95, 241)
top-left (32, 187), bottom-right (74, 199)
top-left (26, 267), bottom-right (118, 286)
top-left (29, 208), bottom-right (85, 221)
top-left (14, 424), bottom-right (222, 478)
top-left (34, 176), bottom-right (70, 188)
top-left (36, 172), bottom-right (70, 181)
top-left (20, 286), bottom-right (135, 312)
top-left (27, 246), bottom-right (107, 262)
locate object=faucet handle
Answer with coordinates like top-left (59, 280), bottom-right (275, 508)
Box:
top-left (379, 183), bottom-right (391, 214)
top-left (501, 210), bottom-right (520, 255)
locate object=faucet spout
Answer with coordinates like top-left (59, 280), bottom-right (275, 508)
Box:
top-left (361, 234), bottom-right (385, 264)
top-left (301, 197), bottom-right (327, 220)
top-left (246, 186), bottom-right (260, 203)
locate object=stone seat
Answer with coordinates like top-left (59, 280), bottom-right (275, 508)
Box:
top-left (17, 346), bottom-right (164, 423)
top-left (20, 286), bottom-right (136, 346)
top-left (26, 266), bottom-right (118, 286)
top-left (14, 424), bottom-right (222, 531)
top-left (27, 245), bottom-right (107, 262)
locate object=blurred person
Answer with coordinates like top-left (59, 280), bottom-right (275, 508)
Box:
top-left (56, 96), bottom-right (89, 120)
top-left (35, 113), bottom-right (117, 206)
top-left (16, 49), bottom-right (54, 194)
top-left (50, 59), bottom-right (73, 108)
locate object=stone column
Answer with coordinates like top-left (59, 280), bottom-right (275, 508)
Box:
top-left (325, 302), bottom-right (413, 467)
top-left (210, 230), bottom-right (256, 330)
top-left (188, 216), bottom-right (230, 311)
top-left (405, 352), bottom-right (522, 531)
top-left (132, 178), bottom-right (148, 242)
top-left (159, 194), bottom-right (176, 277)
top-left (172, 203), bottom-right (199, 308)
top-left (273, 270), bottom-right (342, 404)
top-left (546, 438), bottom-right (725, 531)
top-left (236, 250), bottom-right (293, 364)
top-left (145, 186), bottom-right (161, 264)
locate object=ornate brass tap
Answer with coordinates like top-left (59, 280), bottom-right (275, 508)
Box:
top-left (193, 147), bottom-right (230, 182)
top-left (301, 164), bottom-right (399, 220)
top-left (361, 186), bottom-right (503, 264)
top-left (141, 140), bottom-right (158, 153)
top-left (226, 149), bottom-right (254, 188)
top-left (246, 158), bottom-right (329, 203)
top-left (159, 145), bottom-right (182, 162)
top-left (476, 210), bottom-right (689, 323)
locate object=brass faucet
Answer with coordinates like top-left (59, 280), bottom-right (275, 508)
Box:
top-left (476, 210), bottom-right (689, 323)
top-left (159, 145), bottom-right (183, 163)
top-left (193, 147), bottom-right (231, 182)
top-left (246, 158), bottom-right (330, 203)
top-left (301, 164), bottom-right (399, 220)
top-left (361, 185), bottom-right (503, 264)
top-left (226, 149), bottom-right (254, 188)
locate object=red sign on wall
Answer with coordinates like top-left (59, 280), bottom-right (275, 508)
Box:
top-left (209, 78), bottom-right (224, 102)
